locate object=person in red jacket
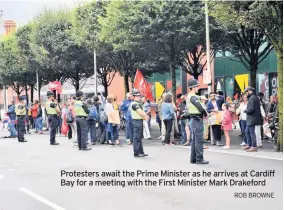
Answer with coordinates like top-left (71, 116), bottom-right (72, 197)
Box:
top-left (31, 100), bottom-right (39, 132)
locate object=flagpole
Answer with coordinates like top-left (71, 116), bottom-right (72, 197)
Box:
top-left (94, 49), bottom-right (97, 95)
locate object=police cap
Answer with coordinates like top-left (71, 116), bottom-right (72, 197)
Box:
top-left (132, 91), bottom-right (142, 97)
top-left (76, 90), bottom-right (84, 98)
top-left (47, 91), bottom-right (54, 97)
top-left (188, 79), bottom-right (199, 88)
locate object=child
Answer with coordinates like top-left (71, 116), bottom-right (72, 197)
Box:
top-left (221, 103), bottom-right (233, 149)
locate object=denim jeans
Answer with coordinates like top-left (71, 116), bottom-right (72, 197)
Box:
top-left (107, 123), bottom-right (118, 143)
top-left (87, 120), bottom-right (96, 142)
top-left (9, 120), bottom-right (17, 136)
top-left (240, 120), bottom-right (247, 144)
top-left (126, 120), bottom-right (133, 142)
top-left (36, 117), bottom-right (43, 132)
top-left (245, 125), bottom-right (257, 148)
top-left (180, 119), bottom-right (187, 144)
top-left (33, 118), bottom-right (38, 131)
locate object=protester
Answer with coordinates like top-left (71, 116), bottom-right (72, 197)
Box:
top-left (256, 92), bottom-right (266, 147)
top-left (67, 97), bottom-right (76, 141)
top-left (161, 94), bottom-right (175, 145)
top-left (120, 93), bottom-right (133, 144)
top-left (158, 93), bottom-right (167, 140)
top-left (178, 95), bottom-right (190, 145)
top-left (86, 99), bottom-right (97, 145)
top-left (216, 91), bottom-right (225, 110)
top-left (36, 103), bottom-right (43, 134)
top-left (94, 95), bottom-right (106, 144)
top-left (105, 95), bottom-right (121, 146)
top-left (141, 96), bottom-right (151, 130)
top-left (200, 96), bottom-right (209, 149)
top-left (236, 94), bottom-right (248, 146)
top-left (243, 87), bottom-right (262, 152)
top-left (31, 100), bottom-right (39, 133)
top-left (221, 103), bottom-right (233, 149)
top-left (207, 92), bottom-right (223, 146)
top-left (7, 101), bottom-right (17, 138)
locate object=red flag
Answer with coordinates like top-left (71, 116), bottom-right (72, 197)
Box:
top-left (48, 81), bottom-right (62, 94)
top-left (133, 69), bottom-right (154, 101)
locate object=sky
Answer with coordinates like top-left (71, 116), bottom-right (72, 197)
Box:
top-left (0, 0), bottom-right (91, 34)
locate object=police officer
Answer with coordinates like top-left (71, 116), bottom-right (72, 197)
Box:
top-left (46, 91), bottom-right (60, 145)
top-left (74, 90), bottom-right (91, 151)
top-left (15, 96), bottom-right (27, 142)
top-left (187, 79), bottom-right (209, 164)
top-left (130, 91), bottom-right (149, 158)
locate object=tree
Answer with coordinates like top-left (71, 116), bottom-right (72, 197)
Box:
top-left (72, 1), bottom-right (118, 94)
top-left (209, 1), bottom-right (274, 89)
top-left (31, 8), bottom-right (93, 92)
top-left (98, 1), bottom-right (149, 94)
top-left (240, 1), bottom-right (283, 151)
top-left (0, 36), bottom-right (28, 98)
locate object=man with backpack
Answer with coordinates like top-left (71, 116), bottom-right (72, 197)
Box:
top-left (93, 95), bottom-right (107, 144)
top-left (86, 99), bottom-right (97, 145)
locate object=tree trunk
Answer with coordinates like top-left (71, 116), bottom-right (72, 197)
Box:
top-left (249, 62), bottom-right (257, 89)
top-left (30, 84), bottom-right (34, 103)
top-left (103, 73), bottom-right (108, 96)
top-left (124, 74), bottom-right (130, 95)
top-left (170, 64), bottom-right (177, 102)
top-left (276, 51), bottom-right (283, 152)
top-left (75, 80), bottom-right (80, 92)
top-left (25, 85), bottom-right (29, 106)
top-left (104, 83), bottom-right (108, 96)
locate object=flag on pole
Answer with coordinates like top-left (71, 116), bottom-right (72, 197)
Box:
top-left (133, 69), bottom-right (154, 101)
top-left (155, 82), bottom-right (165, 102)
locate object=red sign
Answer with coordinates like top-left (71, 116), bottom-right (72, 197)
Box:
top-left (48, 81), bottom-right (62, 94)
top-left (133, 69), bottom-right (154, 101)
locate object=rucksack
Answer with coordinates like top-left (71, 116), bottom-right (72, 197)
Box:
top-left (88, 106), bottom-right (97, 120)
top-left (99, 104), bottom-right (107, 124)
top-left (66, 109), bottom-right (74, 124)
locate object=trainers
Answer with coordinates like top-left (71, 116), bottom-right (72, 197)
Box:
top-left (257, 144), bottom-right (263, 148)
top-left (242, 146), bottom-right (251, 150)
top-left (240, 142), bottom-right (247, 146)
top-left (216, 141), bottom-right (224, 146)
top-left (222, 146), bottom-right (230, 149)
top-left (246, 147), bottom-right (257, 152)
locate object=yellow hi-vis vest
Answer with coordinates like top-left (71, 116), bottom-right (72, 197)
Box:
top-left (130, 101), bottom-right (143, 120)
top-left (15, 104), bottom-right (26, 116)
top-left (187, 93), bottom-right (201, 114)
top-left (45, 101), bottom-right (57, 115)
top-left (73, 100), bottom-right (88, 117)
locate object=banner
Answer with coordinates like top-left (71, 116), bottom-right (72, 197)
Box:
top-left (269, 73), bottom-right (278, 96)
top-left (155, 82), bottom-right (165, 102)
top-left (48, 81), bottom-right (62, 94)
top-left (133, 69), bottom-right (154, 101)
top-left (208, 111), bottom-right (224, 125)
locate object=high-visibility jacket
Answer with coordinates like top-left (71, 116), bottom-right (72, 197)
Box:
top-left (15, 104), bottom-right (26, 116)
top-left (130, 101), bottom-right (143, 120)
top-left (187, 93), bottom-right (201, 114)
top-left (45, 101), bottom-right (57, 115)
top-left (74, 100), bottom-right (88, 117)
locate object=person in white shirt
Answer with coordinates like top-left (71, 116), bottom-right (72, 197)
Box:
top-left (236, 94), bottom-right (248, 146)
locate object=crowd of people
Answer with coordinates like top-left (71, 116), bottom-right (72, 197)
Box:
top-left (0, 79), bottom-right (279, 159)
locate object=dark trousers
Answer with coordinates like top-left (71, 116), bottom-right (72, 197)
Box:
top-left (126, 120), bottom-right (133, 143)
top-left (76, 117), bottom-right (88, 149)
top-left (132, 119), bottom-right (144, 155)
top-left (212, 125), bottom-right (222, 141)
top-left (240, 120), bottom-right (247, 144)
top-left (163, 119), bottom-right (173, 144)
top-left (97, 123), bottom-right (106, 143)
top-left (189, 118), bottom-right (204, 162)
top-left (48, 115), bottom-right (58, 144)
top-left (68, 124), bottom-right (72, 139)
top-left (17, 117), bottom-right (25, 142)
top-left (245, 125), bottom-right (257, 148)
top-left (87, 120), bottom-right (96, 142)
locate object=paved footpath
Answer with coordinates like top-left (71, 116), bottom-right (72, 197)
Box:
top-left (0, 124), bottom-right (282, 210)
